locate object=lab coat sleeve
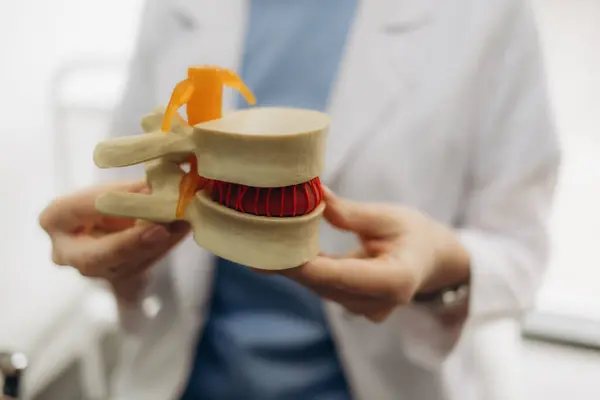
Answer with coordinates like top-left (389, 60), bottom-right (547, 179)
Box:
top-left (397, 0), bottom-right (561, 367)
top-left (101, 0), bottom-right (167, 332)
top-left (99, 0), bottom-right (161, 183)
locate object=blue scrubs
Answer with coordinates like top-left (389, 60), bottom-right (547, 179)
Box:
top-left (180, 1), bottom-right (358, 399)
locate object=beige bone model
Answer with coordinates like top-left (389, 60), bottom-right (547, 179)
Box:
top-left (93, 107), bottom-right (329, 270)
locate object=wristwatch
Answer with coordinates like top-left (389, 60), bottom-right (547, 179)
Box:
top-left (0, 352), bottom-right (27, 400)
top-left (413, 281), bottom-right (470, 312)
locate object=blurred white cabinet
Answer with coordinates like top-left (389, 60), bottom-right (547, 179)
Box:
top-left (528, 0), bottom-right (600, 333)
top-left (523, 340), bottom-right (600, 400)
top-left (0, 0), bottom-right (143, 398)
top-left (51, 59), bottom-right (128, 191)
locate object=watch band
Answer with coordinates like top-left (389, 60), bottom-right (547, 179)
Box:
top-left (413, 282), bottom-right (470, 310)
top-left (0, 352), bottom-right (27, 399)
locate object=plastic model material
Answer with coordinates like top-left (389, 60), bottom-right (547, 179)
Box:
top-left (92, 66), bottom-right (329, 270)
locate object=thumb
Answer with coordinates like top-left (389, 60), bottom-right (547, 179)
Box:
top-left (321, 186), bottom-right (400, 238)
top-left (40, 180), bottom-right (149, 234)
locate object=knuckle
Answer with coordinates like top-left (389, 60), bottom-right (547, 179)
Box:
top-left (115, 243), bottom-right (154, 268)
top-left (51, 248), bottom-right (67, 266)
top-left (367, 308), bottom-right (394, 323)
top-left (104, 265), bottom-right (121, 280)
top-left (38, 204), bottom-right (56, 232)
top-left (392, 276), bottom-right (418, 305)
top-left (51, 248), bottom-right (102, 279)
top-left (394, 291), bottom-right (411, 306)
top-left (38, 213), bottom-right (50, 232)
top-left (114, 242), bottom-right (136, 260)
top-left (79, 266), bottom-right (99, 278)
top-left (392, 290), bottom-right (409, 305)
top-left (77, 258), bottom-right (102, 278)
top-left (39, 197), bottom-right (69, 232)
top-left (342, 303), bottom-right (363, 316)
top-left (105, 234), bottom-right (146, 263)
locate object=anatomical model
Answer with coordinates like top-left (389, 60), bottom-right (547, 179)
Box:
top-left (93, 66), bottom-right (329, 270)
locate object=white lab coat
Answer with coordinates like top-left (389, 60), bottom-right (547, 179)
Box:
top-left (107, 0), bottom-right (561, 399)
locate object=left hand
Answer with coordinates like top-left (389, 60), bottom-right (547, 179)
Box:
top-left (278, 187), bottom-right (471, 323)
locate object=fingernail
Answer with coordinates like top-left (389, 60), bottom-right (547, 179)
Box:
top-left (141, 225), bottom-right (170, 244)
top-left (321, 185), bottom-right (336, 200)
top-left (139, 184), bottom-right (152, 194)
top-left (129, 180), bottom-right (150, 194)
top-left (370, 310), bottom-right (392, 323)
top-left (168, 220), bottom-right (191, 233)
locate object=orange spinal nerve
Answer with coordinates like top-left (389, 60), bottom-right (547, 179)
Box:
top-left (161, 66), bottom-right (256, 218)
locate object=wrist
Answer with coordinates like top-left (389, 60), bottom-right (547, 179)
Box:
top-left (413, 280), bottom-right (470, 326)
top-left (109, 274), bottom-right (149, 306)
top-left (411, 228), bottom-right (471, 324)
top-left (418, 227), bottom-right (471, 294)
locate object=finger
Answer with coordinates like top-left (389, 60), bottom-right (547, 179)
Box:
top-left (334, 297), bottom-right (388, 320)
top-left (366, 308), bottom-right (395, 323)
top-left (308, 285), bottom-right (395, 323)
top-left (96, 216), bottom-right (138, 232)
top-left (52, 223), bottom-right (165, 275)
top-left (362, 239), bottom-right (396, 257)
top-left (53, 221), bottom-right (189, 277)
top-left (341, 301), bottom-right (395, 323)
top-left (248, 249), bottom-right (367, 275)
top-left (114, 222), bottom-right (190, 280)
top-left (40, 181), bottom-right (148, 233)
top-left (321, 187), bottom-right (400, 238)
top-left (318, 249), bottom-right (367, 259)
top-left (316, 287), bottom-right (384, 311)
top-left (280, 256), bottom-right (401, 299)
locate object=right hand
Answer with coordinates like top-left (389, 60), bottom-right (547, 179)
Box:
top-left (39, 181), bottom-right (190, 303)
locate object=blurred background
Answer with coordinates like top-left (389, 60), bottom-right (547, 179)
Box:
top-left (0, 0), bottom-right (599, 398)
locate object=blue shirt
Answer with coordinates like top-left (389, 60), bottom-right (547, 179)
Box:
top-left (180, 1), bottom-right (358, 399)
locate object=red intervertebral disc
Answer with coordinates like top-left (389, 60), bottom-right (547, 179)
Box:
top-left (207, 177), bottom-right (323, 217)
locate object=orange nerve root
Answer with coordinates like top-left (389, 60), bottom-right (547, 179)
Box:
top-left (161, 66), bottom-right (256, 218)
top-left (161, 66), bottom-right (323, 218)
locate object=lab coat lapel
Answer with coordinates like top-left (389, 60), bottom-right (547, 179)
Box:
top-left (166, 0), bottom-right (249, 311)
top-left (165, 0), bottom-right (435, 310)
top-left (323, 0), bottom-right (435, 183)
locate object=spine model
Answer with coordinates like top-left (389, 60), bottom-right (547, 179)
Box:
top-left (92, 65), bottom-right (329, 270)
top-left (161, 66), bottom-right (257, 218)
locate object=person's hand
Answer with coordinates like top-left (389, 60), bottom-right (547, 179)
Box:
top-left (279, 188), bottom-right (471, 323)
top-left (39, 181), bottom-right (190, 304)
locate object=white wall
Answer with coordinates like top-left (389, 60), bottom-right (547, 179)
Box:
top-left (531, 0), bottom-right (600, 320)
top-left (0, 0), bottom-right (144, 350)
top-left (523, 341), bottom-right (600, 399)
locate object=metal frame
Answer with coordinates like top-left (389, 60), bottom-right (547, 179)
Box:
top-left (1, 352), bottom-right (27, 399)
top-left (524, 309), bottom-right (600, 350)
